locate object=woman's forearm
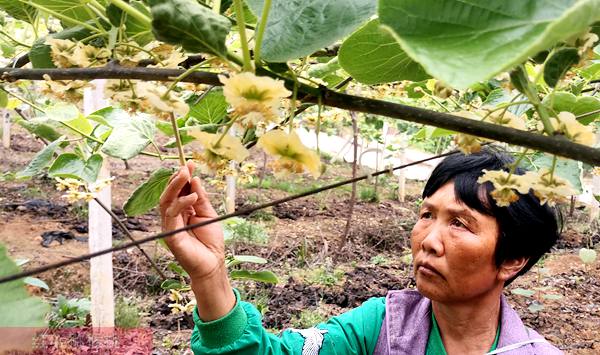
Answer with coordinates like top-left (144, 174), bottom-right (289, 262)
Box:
top-left (191, 267), bottom-right (236, 322)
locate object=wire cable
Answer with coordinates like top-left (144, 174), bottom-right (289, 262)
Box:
top-left (0, 148), bottom-right (462, 285)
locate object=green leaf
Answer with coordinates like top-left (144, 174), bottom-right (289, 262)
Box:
top-left (23, 277), bottom-right (49, 291)
top-left (543, 92), bottom-right (600, 125)
top-left (246, 0), bottom-right (376, 62)
top-left (160, 279), bottom-right (184, 290)
top-left (542, 294), bottom-right (563, 300)
top-left (101, 116), bottom-right (156, 160)
top-left (16, 117), bottom-right (63, 142)
top-left (543, 47), bottom-right (580, 87)
top-left (0, 90), bottom-right (7, 108)
top-left (64, 115), bottom-right (94, 137)
top-left (579, 248), bottom-right (597, 264)
top-left (379, 0), bottom-right (600, 89)
top-left (106, 1), bottom-right (153, 45)
top-left (30, 0), bottom-right (98, 27)
top-left (123, 167), bottom-right (172, 216)
top-left (88, 107), bottom-right (129, 128)
top-left (229, 270), bottom-right (278, 284)
top-left (148, 0), bottom-right (231, 56)
top-left (0, 0), bottom-right (38, 23)
top-left (16, 137), bottom-right (65, 179)
top-left (167, 262), bottom-right (189, 277)
top-left (511, 288), bottom-right (536, 297)
top-left (227, 255), bottom-right (267, 267)
top-left (0, 244), bottom-right (50, 327)
top-left (339, 19), bottom-right (429, 85)
top-left (528, 302), bottom-right (545, 313)
top-left (531, 154), bottom-right (583, 194)
top-left (45, 103), bottom-right (80, 122)
top-left (48, 153), bottom-right (103, 183)
top-left (580, 62), bottom-right (600, 80)
top-left (188, 88), bottom-right (228, 125)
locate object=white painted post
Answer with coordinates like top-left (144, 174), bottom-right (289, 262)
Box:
top-left (225, 126), bottom-right (237, 213)
top-left (84, 79), bottom-right (115, 330)
top-left (2, 110), bottom-right (10, 149)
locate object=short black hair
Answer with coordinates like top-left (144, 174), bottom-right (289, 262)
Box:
top-left (422, 147), bottom-right (561, 285)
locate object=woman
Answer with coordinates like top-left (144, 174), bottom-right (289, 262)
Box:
top-left (160, 149), bottom-right (563, 354)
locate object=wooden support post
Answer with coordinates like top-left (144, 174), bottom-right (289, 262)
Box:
top-left (225, 128), bottom-right (237, 214)
top-left (2, 110), bottom-right (10, 149)
top-left (84, 79), bottom-right (115, 330)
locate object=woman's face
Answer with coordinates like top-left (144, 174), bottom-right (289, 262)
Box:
top-left (411, 182), bottom-right (502, 303)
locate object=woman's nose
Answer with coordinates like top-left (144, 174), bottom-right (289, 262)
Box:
top-left (420, 224), bottom-right (444, 256)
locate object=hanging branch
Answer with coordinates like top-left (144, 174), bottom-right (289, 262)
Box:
top-left (341, 111), bottom-right (359, 247)
top-left (0, 149), bottom-right (465, 285)
top-left (1, 66), bottom-right (599, 165)
top-left (93, 197), bottom-right (167, 281)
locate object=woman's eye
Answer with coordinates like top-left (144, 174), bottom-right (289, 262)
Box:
top-left (450, 218), bottom-right (467, 229)
top-left (420, 211), bottom-right (433, 219)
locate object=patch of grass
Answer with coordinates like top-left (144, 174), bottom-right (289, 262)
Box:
top-left (115, 297), bottom-right (143, 328)
top-left (370, 254), bottom-right (390, 266)
top-left (248, 209), bottom-right (276, 222)
top-left (290, 306), bottom-right (328, 328)
top-left (301, 265), bottom-right (345, 287)
top-left (223, 217), bottom-right (269, 245)
top-left (48, 295), bottom-right (91, 329)
top-left (21, 186), bottom-right (44, 199)
top-left (359, 185), bottom-right (380, 203)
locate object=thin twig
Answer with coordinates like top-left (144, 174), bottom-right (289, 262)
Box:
top-left (93, 197), bottom-right (167, 280)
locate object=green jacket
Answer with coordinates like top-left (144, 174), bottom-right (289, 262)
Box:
top-left (191, 289), bottom-right (385, 355)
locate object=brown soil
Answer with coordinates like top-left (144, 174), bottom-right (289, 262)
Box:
top-left (1, 126), bottom-right (599, 354)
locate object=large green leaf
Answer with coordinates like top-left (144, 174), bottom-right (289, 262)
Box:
top-left (29, 23), bottom-right (96, 68)
top-left (101, 116), bottom-right (156, 160)
top-left (246, 0), bottom-right (376, 62)
top-left (16, 137), bottom-right (65, 179)
top-left (530, 154), bottom-right (583, 194)
top-left (0, 244), bottom-right (49, 327)
top-left (123, 167), bottom-right (172, 216)
top-left (542, 92), bottom-right (600, 125)
top-left (48, 153), bottom-right (103, 183)
top-left (148, 0), bottom-right (231, 55)
top-left (339, 19), bottom-right (429, 84)
top-left (379, 0), bottom-right (600, 89)
top-left (16, 117), bottom-right (63, 142)
top-left (0, 1), bottom-right (37, 23)
top-left (106, 1), bottom-right (153, 45)
top-left (188, 88), bottom-right (228, 125)
top-left (29, 0), bottom-right (99, 27)
top-left (543, 47), bottom-right (580, 87)
top-left (229, 269), bottom-right (278, 284)
top-left (45, 103), bottom-right (79, 122)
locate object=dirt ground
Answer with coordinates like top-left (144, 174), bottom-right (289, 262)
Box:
top-left (1, 127), bottom-right (599, 354)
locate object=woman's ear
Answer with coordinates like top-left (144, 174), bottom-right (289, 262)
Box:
top-left (498, 257), bottom-right (529, 282)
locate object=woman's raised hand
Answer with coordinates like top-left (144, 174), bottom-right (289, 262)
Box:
top-left (159, 161), bottom-right (235, 321)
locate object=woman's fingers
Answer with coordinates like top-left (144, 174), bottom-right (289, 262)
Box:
top-left (165, 193), bottom-right (199, 218)
top-left (190, 177), bottom-right (218, 218)
top-left (160, 166), bottom-right (191, 206)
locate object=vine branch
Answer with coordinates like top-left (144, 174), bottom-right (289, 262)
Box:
top-left (1, 66), bottom-right (599, 165)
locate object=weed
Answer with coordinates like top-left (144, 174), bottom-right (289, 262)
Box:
top-left (290, 306), bottom-right (328, 328)
top-left (48, 295), bottom-right (91, 328)
top-left (223, 217), bottom-right (269, 245)
top-left (370, 254), bottom-right (390, 265)
top-left (302, 265), bottom-right (345, 287)
top-left (249, 209), bottom-right (276, 222)
top-left (359, 185), bottom-right (380, 203)
top-left (115, 297), bottom-right (143, 328)
top-left (21, 186), bottom-right (44, 199)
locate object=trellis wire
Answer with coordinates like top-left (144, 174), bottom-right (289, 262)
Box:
top-left (0, 148), bottom-right (465, 285)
